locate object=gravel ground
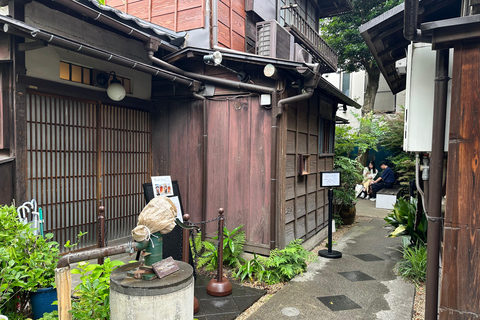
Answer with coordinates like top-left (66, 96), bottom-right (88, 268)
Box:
top-left (412, 284), bottom-right (425, 320)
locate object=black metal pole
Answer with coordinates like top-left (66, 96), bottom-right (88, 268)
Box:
top-left (318, 188), bottom-right (342, 259)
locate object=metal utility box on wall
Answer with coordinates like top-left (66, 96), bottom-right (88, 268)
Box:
top-left (403, 42), bottom-right (451, 152)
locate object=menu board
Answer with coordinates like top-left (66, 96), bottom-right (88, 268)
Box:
top-left (151, 176), bottom-right (174, 197)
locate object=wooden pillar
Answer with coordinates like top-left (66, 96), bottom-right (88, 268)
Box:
top-left (439, 41), bottom-right (480, 319)
top-left (55, 267), bottom-right (72, 320)
top-left (11, 1), bottom-right (28, 204)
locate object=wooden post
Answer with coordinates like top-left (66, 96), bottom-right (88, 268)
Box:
top-left (55, 266), bottom-right (72, 320)
top-left (439, 41), bottom-right (480, 319)
top-left (98, 205), bottom-right (105, 264)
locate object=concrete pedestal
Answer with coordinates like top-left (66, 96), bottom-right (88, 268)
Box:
top-left (110, 261), bottom-right (193, 320)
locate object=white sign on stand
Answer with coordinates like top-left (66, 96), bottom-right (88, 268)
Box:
top-left (320, 171), bottom-right (341, 187)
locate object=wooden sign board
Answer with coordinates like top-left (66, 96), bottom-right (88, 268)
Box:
top-left (152, 256), bottom-right (179, 279)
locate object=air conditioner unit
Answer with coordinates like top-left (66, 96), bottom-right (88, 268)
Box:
top-left (256, 20), bottom-right (294, 60)
top-left (293, 43), bottom-right (312, 64)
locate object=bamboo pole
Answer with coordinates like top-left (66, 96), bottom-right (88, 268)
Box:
top-left (55, 266), bottom-right (72, 320)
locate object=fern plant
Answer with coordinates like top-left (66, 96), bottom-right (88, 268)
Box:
top-left (235, 239), bottom-right (316, 285)
top-left (194, 225), bottom-right (246, 271)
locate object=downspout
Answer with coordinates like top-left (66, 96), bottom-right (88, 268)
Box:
top-left (404, 0), bottom-right (432, 42)
top-left (192, 93), bottom-right (208, 238)
top-left (147, 51), bottom-right (275, 94)
top-left (425, 49), bottom-right (449, 320)
top-left (211, 0), bottom-right (218, 48)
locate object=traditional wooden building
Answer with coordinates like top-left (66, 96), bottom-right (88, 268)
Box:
top-left (0, 0), bottom-right (359, 254)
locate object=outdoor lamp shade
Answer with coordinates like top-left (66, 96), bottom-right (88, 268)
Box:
top-left (107, 72), bottom-right (126, 101)
top-left (203, 51), bottom-right (222, 66)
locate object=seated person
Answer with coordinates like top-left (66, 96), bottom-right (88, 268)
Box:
top-left (359, 160), bottom-right (378, 199)
top-left (369, 161), bottom-right (395, 201)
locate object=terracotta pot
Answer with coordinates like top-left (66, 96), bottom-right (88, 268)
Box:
top-left (337, 204), bottom-right (356, 225)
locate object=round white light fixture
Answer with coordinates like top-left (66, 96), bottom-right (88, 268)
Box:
top-left (203, 51), bottom-right (223, 66)
top-left (107, 72), bottom-right (126, 101)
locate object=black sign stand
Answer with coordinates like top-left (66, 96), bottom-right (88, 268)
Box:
top-left (318, 171), bottom-right (342, 259)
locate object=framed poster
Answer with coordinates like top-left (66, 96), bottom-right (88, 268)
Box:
top-left (320, 171), bottom-right (341, 187)
top-left (151, 176), bottom-right (174, 197)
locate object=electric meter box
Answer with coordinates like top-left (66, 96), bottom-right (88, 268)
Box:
top-left (403, 43), bottom-right (452, 152)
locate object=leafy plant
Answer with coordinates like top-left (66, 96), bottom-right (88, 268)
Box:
top-left (234, 239), bottom-right (316, 285)
top-left (197, 226), bottom-right (246, 271)
top-left (333, 155), bottom-right (362, 210)
top-left (333, 214), bottom-right (344, 228)
top-left (395, 241), bottom-right (427, 285)
top-left (384, 198), bottom-right (427, 245)
top-left (380, 108), bottom-right (415, 193)
top-left (0, 205), bottom-right (60, 316)
top-left (69, 258), bottom-right (124, 320)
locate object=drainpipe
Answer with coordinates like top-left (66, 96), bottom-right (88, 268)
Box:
top-left (212, 0), bottom-right (218, 48)
top-left (147, 51), bottom-right (275, 94)
top-left (404, 0), bottom-right (431, 42)
top-left (192, 93), bottom-right (208, 238)
top-left (425, 49), bottom-right (449, 320)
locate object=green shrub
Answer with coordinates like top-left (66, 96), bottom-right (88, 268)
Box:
top-left (384, 198), bottom-right (427, 245)
top-left (235, 239), bottom-right (316, 285)
top-left (395, 241), bottom-right (427, 285)
top-left (0, 205), bottom-right (60, 316)
top-left (195, 225), bottom-right (246, 271)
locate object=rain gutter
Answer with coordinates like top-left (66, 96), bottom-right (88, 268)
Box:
top-left (1, 18), bottom-right (199, 88)
top-left (52, 0), bottom-right (180, 52)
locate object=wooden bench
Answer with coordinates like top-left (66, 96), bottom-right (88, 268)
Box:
top-left (376, 186), bottom-right (401, 209)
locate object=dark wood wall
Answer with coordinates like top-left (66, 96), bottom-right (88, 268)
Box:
top-left (151, 99), bottom-right (204, 223)
top-left (0, 160), bottom-right (14, 206)
top-left (440, 41), bottom-right (480, 319)
top-left (283, 91), bottom-right (335, 246)
top-left (152, 96), bottom-right (271, 252)
top-left (205, 96), bottom-right (271, 252)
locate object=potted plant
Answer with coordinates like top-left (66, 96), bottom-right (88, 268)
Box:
top-left (333, 155), bottom-right (362, 225)
top-left (0, 205), bottom-right (59, 319)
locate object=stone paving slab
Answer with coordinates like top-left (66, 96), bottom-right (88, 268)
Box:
top-left (246, 216), bottom-right (415, 320)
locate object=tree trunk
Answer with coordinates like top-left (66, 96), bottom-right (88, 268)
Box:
top-left (363, 61), bottom-right (381, 115)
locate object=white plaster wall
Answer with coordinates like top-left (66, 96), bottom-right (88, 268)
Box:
top-left (24, 2), bottom-right (151, 100)
top-left (26, 45), bottom-right (151, 100)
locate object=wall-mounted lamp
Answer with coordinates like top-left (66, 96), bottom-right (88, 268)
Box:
top-left (107, 71), bottom-right (126, 101)
top-left (203, 51), bottom-right (223, 66)
top-left (203, 51), bottom-right (248, 82)
top-left (343, 104), bottom-right (347, 113)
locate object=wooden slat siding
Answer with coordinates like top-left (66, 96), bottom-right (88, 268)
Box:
top-left (285, 200), bottom-right (295, 223)
top-left (286, 154), bottom-right (295, 177)
top-left (226, 97), bottom-right (251, 233)
top-left (127, 0), bottom-right (151, 20)
top-left (440, 42), bottom-right (480, 320)
top-left (215, 0), bottom-right (246, 51)
top-left (151, 104), bottom-right (170, 176)
top-left (169, 103), bottom-right (190, 214)
top-left (151, 0), bottom-right (175, 16)
top-left (206, 99), bottom-right (230, 236)
top-left (276, 97), bottom-right (288, 249)
top-left (166, 100), bottom-right (204, 223)
top-left (248, 97), bottom-right (271, 244)
top-left (187, 101), bottom-right (204, 223)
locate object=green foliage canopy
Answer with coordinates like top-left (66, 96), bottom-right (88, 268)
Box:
top-left (320, 0), bottom-right (404, 72)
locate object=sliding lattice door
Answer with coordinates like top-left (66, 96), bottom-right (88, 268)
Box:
top-left (26, 92), bottom-right (151, 249)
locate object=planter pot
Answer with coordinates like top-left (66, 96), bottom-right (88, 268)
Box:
top-left (336, 204), bottom-right (356, 225)
top-left (30, 287), bottom-right (57, 320)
